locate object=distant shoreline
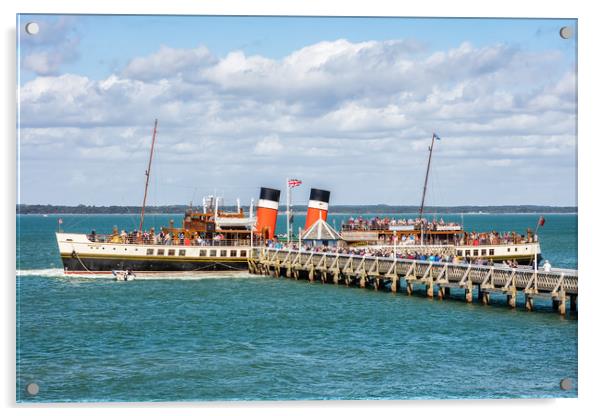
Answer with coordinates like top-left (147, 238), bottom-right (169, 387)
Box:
top-left (16, 204), bottom-right (577, 215)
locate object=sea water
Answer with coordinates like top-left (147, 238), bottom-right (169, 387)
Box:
top-left (16, 213), bottom-right (577, 402)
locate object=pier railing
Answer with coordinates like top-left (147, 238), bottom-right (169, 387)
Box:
top-left (249, 248), bottom-right (578, 315)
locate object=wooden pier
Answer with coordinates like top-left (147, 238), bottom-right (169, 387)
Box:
top-left (249, 248), bottom-right (578, 315)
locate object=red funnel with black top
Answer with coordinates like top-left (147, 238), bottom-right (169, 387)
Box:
top-left (255, 187), bottom-right (280, 239)
top-left (305, 188), bottom-right (330, 230)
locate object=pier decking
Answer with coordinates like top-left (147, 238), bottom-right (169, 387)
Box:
top-left (249, 248), bottom-right (578, 315)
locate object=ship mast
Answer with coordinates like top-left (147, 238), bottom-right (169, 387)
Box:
top-left (138, 119), bottom-right (158, 235)
top-left (418, 132), bottom-right (437, 221)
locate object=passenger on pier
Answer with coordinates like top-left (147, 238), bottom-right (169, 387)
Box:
top-left (543, 260), bottom-right (552, 272)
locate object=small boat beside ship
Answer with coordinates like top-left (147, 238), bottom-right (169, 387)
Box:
top-left (113, 270), bottom-right (136, 281)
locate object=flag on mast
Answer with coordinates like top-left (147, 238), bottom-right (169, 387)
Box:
top-left (288, 179), bottom-right (302, 188)
top-left (538, 216), bottom-right (545, 227)
top-left (434, 133), bottom-right (441, 140)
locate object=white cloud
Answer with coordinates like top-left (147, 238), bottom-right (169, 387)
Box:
top-left (18, 38), bottom-right (577, 205)
top-left (122, 45), bottom-right (216, 81)
top-left (253, 135), bottom-right (284, 155)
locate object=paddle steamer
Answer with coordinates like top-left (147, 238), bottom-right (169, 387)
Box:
top-left (337, 133), bottom-right (542, 266)
top-left (56, 196), bottom-right (256, 274)
top-left (56, 120), bottom-right (260, 274)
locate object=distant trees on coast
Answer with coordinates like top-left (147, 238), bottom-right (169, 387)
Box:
top-left (16, 204), bottom-right (577, 215)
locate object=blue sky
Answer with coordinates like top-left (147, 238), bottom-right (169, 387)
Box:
top-left (17, 14), bottom-right (577, 206)
top-left (19, 15), bottom-right (576, 82)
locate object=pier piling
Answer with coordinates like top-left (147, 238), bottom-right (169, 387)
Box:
top-left (552, 296), bottom-right (566, 315)
top-left (426, 280), bottom-right (434, 298)
top-left (570, 294), bottom-right (577, 312)
top-left (251, 248), bottom-right (578, 315)
top-left (525, 295), bottom-right (534, 311)
top-left (481, 291), bottom-right (490, 305)
top-left (465, 281), bottom-right (473, 303)
top-left (507, 289), bottom-right (517, 308)
top-left (391, 276), bottom-right (398, 293)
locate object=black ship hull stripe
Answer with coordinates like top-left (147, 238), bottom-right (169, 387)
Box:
top-left (61, 257), bottom-right (249, 273)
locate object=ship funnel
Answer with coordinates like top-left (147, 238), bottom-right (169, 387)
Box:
top-left (305, 188), bottom-right (330, 230)
top-left (255, 187), bottom-right (281, 239)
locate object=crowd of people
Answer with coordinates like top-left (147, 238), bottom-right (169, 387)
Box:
top-left (340, 217), bottom-right (537, 247)
top-left (90, 228), bottom-right (237, 246)
top-left (460, 230), bottom-right (536, 246)
top-left (342, 216), bottom-right (461, 231)
top-left (262, 241), bottom-right (529, 267)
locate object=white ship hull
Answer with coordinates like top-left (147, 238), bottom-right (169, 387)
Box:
top-left (56, 233), bottom-right (251, 274)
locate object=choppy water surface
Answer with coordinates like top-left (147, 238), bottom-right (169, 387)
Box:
top-left (16, 213), bottom-right (577, 402)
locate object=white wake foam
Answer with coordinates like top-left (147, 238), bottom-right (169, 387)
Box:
top-left (16, 269), bottom-right (258, 280)
top-left (16, 269), bottom-right (109, 279)
top-left (17, 268), bottom-right (68, 277)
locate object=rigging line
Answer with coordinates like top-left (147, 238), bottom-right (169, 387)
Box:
top-left (430, 163), bottom-right (440, 220)
top-left (116, 127), bottom-right (153, 231)
top-left (150, 142), bottom-right (162, 230)
top-left (190, 263), bottom-right (232, 272)
top-left (72, 250), bottom-right (93, 273)
top-left (58, 214), bottom-right (85, 231)
top-left (139, 119), bottom-right (158, 234)
top-left (213, 262), bottom-right (246, 271)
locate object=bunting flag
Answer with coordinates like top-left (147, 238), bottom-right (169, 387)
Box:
top-left (288, 179), bottom-right (302, 188)
top-left (538, 216), bottom-right (545, 227)
top-left (58, 218), bottom-right (63, 225)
